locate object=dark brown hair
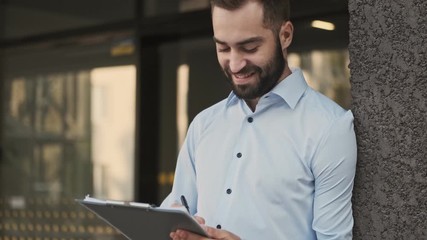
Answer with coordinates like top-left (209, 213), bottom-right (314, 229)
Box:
top-left (210, 0), bottom-right (290, 31)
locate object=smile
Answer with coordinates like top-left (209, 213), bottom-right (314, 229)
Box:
top-left (232, 71), bottom-right (256, 85)
top-left (234, 72), bottom-right (255, 79)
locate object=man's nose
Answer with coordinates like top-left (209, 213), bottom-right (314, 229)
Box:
top-left (229, 51), bottom-right (246, 73)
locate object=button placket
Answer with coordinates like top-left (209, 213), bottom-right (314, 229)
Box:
top-left (214, 112), bottom-right (249, 227)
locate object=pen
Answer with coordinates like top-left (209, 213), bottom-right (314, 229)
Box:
top-left (180, 195), bottom-right (190, 214)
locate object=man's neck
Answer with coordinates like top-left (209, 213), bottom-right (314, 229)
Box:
top-left (245, 98), bottom-right (259, 112)
top-left (245, 66), bottom-right (292, 112)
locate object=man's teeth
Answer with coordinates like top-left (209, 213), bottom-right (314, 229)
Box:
top-left (235, 72), bottom-right (253, 78)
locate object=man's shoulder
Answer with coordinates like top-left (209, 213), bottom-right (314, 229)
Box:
top-left (302, 87), bottom-right (350, 123)
top-left (187, 97), bottom-right (230, 139)
top-left (194, 97), bottom-right (229, 123)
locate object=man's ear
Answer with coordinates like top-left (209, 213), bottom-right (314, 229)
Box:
top-left (279, 21), bottom-right (294, 50)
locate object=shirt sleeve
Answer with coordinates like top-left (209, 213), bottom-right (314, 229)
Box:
top-left (160, 118), bottom-right (199, 215)
top-left (311, 110), bottom-right (357, 239)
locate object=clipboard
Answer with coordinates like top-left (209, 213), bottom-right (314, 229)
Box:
top-left (76, 196), bottom-right (208, 240)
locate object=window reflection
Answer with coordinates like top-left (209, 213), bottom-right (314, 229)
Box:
top-left (90, 65), bottom-right (136, 201)
top-left (289, 50), bottom-right (351, 109)
top-left (1, 66), bottom-right (135, 239)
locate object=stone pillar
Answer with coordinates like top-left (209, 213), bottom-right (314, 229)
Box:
top-left (349, 0), bottom-right (427, 239)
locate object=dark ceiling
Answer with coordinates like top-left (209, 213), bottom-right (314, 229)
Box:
top-left (0, 0), bottom-right (349, 51)
top-left (291, 0), bottom-right (348, 19)
top-left (2, 0), bottom-right (348, 22)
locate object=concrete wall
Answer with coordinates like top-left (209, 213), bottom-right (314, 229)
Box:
top-left (349, 0), bottom-right (427, 239)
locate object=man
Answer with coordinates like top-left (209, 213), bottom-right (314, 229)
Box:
top-left (164, 0), bottom-right (357, 239)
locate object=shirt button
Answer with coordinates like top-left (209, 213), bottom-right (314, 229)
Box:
top-left (247, 117), bottom-right (253, 123)
top-left (226, 188), bottom-right (232, 194)
top-left (216, 224), bottom-right (222, 229)
top-left (236, 152), bottom-right (242, 158)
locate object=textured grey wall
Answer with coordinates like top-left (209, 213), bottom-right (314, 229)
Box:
top-left (349, 0), bottom-right (427, 239)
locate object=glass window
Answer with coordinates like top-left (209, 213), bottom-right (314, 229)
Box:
top-left (288, 50), bottom-right (351, 109)
top-left (0, 34), bottom-right (135, 239)
top-left (1, 0), bottom-right (135, 39)
top-left (91, 65), bottom-right (136, 200)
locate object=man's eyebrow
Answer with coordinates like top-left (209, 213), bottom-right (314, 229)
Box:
top-left (213, 37), bottom-right (227, 45)
top-left (236, 37), bottom-right (264, 46)
top-left (213, 36), bottom-right (264, 45)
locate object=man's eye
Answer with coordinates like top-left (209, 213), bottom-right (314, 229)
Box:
top-left (242, 47), bottom-right (258, 53)
top-left (218, 47), bottom-right (230, 53)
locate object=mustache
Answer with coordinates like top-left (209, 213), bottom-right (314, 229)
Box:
top-left (224, 64), bottom-right (262, 77)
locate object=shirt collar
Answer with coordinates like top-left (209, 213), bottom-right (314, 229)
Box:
top-left (226, 68), bottom-right (308, 109)
top-left (270, 68), bottom-right (308, 109)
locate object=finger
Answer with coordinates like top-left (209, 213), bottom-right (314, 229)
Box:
top-left (170, 231), bottom-right (179, 240)
top-left (194, 216), bottom-right (206, 225)
top-left (175, 230), bottom-right (210, 240)
top-left (206, 227), bottom-right (222, 238)
top-left (205, 227), bottom-right (240, 240)
top-left (171, 202), bottom-right (183, 208)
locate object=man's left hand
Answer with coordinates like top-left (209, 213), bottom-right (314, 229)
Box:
top-left (170, 227), bottom-right (241, 240)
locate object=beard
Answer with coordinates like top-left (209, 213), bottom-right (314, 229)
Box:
top-left (223, 40), bottom-right (286, 100)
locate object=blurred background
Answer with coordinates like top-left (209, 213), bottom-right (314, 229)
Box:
top-left (0, 0), bottom-right (350, 239)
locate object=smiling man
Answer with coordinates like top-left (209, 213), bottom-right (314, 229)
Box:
top-left (212, 0), bottom-right (291, 111)
top-left (163, 0), bottom-right (357, 239)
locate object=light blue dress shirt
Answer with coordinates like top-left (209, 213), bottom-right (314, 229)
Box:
top-left (161, 68), bottom-right (357, 240)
